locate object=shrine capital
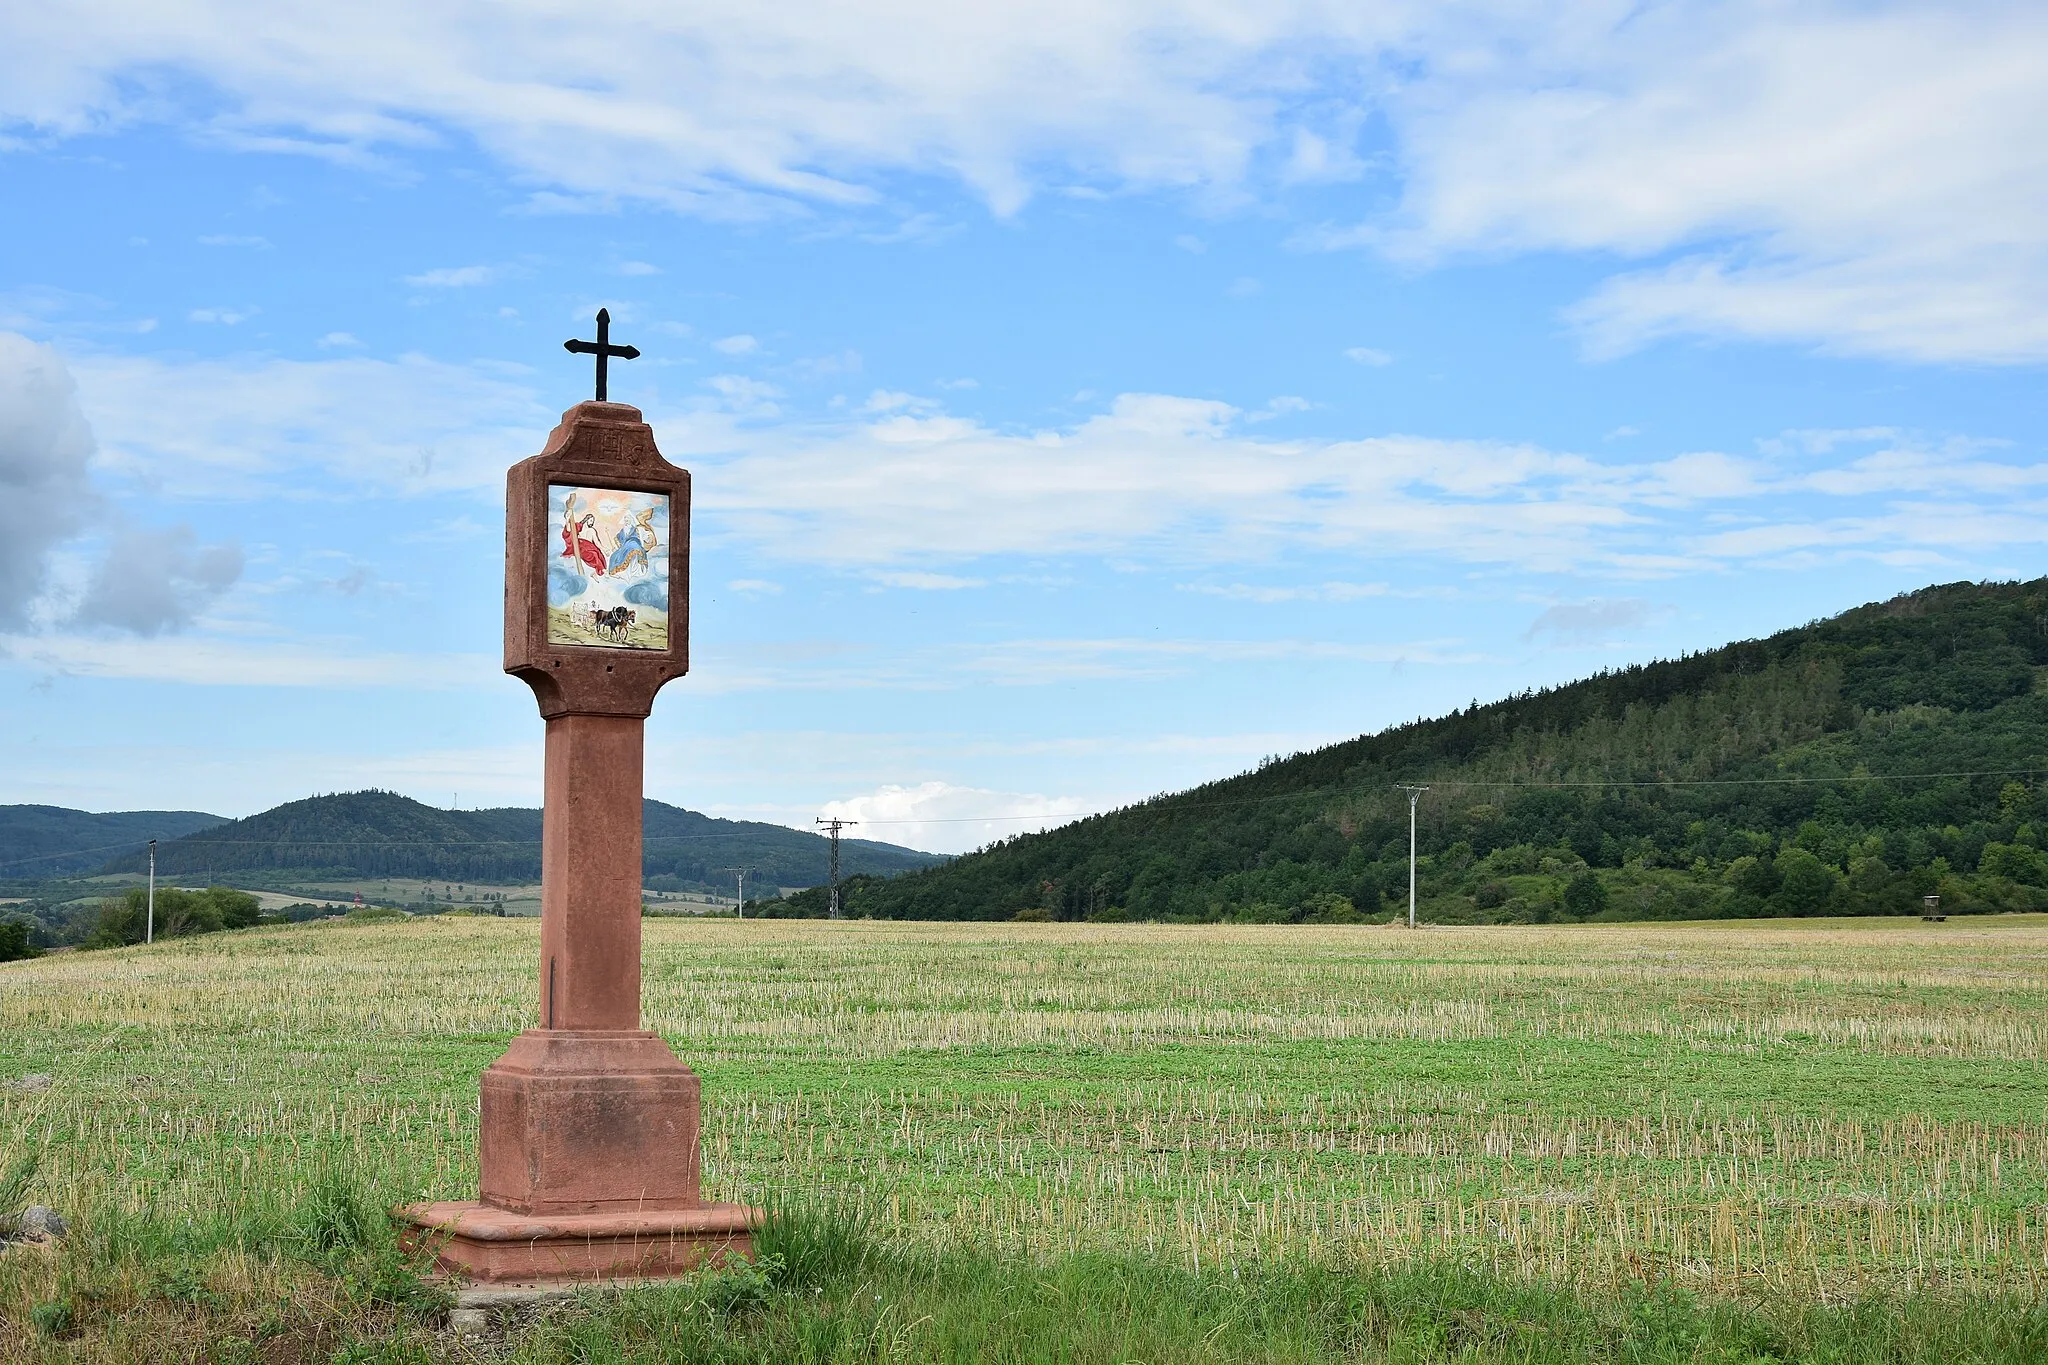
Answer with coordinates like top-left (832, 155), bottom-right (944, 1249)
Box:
top-left (504, 401), bottom-right (691, 720)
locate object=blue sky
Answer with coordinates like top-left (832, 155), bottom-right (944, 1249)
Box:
top-left (3, 2), bottom-right (2046, 853)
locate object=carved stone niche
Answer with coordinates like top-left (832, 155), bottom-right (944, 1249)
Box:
top-left (504, 401), bottom-right (692, 720)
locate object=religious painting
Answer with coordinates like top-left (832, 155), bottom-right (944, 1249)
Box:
top-left (546, 485), bottom-right (671, 649)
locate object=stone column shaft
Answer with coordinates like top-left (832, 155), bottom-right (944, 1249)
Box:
top-left (540, 712), bottom-right (644, 1032)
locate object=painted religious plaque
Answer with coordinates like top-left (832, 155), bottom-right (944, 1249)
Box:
top-left (547, 484), bottom-right (670, 650)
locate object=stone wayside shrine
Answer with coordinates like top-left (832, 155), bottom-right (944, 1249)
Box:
top-left (402, 313), bottom-right (757, 1282)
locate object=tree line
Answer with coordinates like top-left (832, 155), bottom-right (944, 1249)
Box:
top-left (752, 579), bottom-right (2048, 924)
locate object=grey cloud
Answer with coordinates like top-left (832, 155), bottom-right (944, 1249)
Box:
top-left (1524, 598), bottom-right (1667, 646)
top-left (0, 332), bottom-right (95, 630)
top-left (71, 524), bottom-right (243, 636)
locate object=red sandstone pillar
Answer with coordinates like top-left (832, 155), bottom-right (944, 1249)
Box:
top-left (539, 713), bottom-right (644, 1032)
top-left (402, 400), bottom-right (754, 1282)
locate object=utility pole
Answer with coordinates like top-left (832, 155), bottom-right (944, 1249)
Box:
top-left (814, 818), bottom-right (857, 919)
top-left (719, 866), bottom-right (753, 919)
top-left (146, 839), bottom-right (157, 945)
top-left (1396, 787), bottom-right (1428, 929)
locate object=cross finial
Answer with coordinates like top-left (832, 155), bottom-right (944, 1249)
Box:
top-left (563, 308), bottom-right (641, 402)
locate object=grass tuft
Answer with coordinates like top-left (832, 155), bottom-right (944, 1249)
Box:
top-left (291, 1170), bottom-right (381, 1262)
top-left (753, 1193), bottom-right (874, 1291)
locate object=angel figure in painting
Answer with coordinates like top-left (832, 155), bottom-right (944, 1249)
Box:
top-left (607, 507), bottom-right (659, 577)
top-left (559, 491), bottom-right (609, 577)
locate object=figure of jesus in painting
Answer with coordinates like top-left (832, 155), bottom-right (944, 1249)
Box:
top-left (559, 492), bottom-right (609, 577)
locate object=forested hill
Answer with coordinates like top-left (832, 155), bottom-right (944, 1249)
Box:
top-left (811, 578), bottom-right (2048, 925)
top-left (0, 806), bottom-right (227, 880)
top-left (97, 791), bottom-right (942, 891)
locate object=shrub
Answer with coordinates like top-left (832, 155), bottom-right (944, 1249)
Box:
top-left (0, 918), bottom-right (40, 962)
top-left (1562, 871), bottom-right (1608, 919)
top-left (1770, 848), bottom-right (1841, 916)
top-left (1980, 841), bottom-right (2048, 886)
top-left (81, 885), bottom-right (259, 948)
top-left (1300, 892), bottom-right (1360, 924)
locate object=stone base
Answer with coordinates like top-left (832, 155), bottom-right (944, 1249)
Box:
top-left (480, 1029), bottom-right (702, 1215)
top-left (401, 1201), bottom-right (758, 1283)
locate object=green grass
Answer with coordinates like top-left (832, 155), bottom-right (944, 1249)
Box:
top-left (4, 915), bottom-right (2048, 1358)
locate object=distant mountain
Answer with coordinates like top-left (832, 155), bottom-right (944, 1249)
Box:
top-left (95, 790), bottom-right (942, 891)
top-left (823, 578), bottom-right (2048, 924)
top-left (0, 806), bottom-right (228, 880)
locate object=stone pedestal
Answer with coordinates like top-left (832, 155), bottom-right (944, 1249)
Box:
top-left (401, 401), bottom-right (755, 1283)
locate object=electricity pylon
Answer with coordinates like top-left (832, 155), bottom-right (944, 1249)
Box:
top-left (814, 817), bottom-right (857, 919)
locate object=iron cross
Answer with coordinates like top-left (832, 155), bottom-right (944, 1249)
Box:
top-left (563, 308), bottom-right (641, 402)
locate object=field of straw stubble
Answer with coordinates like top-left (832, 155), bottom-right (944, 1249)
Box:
top-left (3, 914), bottom-right (2048, 1351)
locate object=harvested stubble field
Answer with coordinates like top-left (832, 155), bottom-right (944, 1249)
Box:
top-left (4, 915), bottom-right (2048, 1356)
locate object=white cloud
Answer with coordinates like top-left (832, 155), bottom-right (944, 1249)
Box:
top-left (1343, 346), bottom-right (1392, 366)
top-left (188, 306), bottom-right (255, 324)
top-left (1, 334), bottom-right (250, 638)
top-left (872, 571), bottom-right (984, 590)
top-left (34, 343), bottom-right (2048, 582)
top-left (727, 578), bottom-right (783, 595)
top-left (1179, 581), bottom-right (1392, 604)
top-left (1369, 4), bottom-right (2048, 362)
top-left (0, 332), bottom-right (95, 629)
top-left (819, 780), bottom-right (1097, 855)
top-left (405, 264), bottom-right (496, 288)
top-left (315, 331), bottom-right (360, 348)
top-left (65, 349), bottom-right (553, 497)
top-left (702, 374), bottom-right (781, 416)
top-left (618, 260), bottom-right (662, 276)
top-left (0, 632), bottom-right (494, 687)
top-left (1523, 598), bottom-right (1670, 647)
top-left (860, 389), bottom-right (935, 414)
top-left (679, 393), bottom-right (2048, 578)
top-left (0, 1), bottom-right (1407, 217)
top-left (957, 636), bottom-right (1486, 686)
top-left (712, 334), bottom-right (759, 355)
top-left (197, 233), bottom-right (269, 248)
top-left (70, 522), bottom-right (243, 635)
top-left (4, 5), bottom-right (2044, 361)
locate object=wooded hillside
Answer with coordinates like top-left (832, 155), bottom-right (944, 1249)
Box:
top-left (95, 790), bottom-right (942, 891)
top-left (0, 806), bottom-right (226, 880)
top-left (791, 579), bottom-right (2048, 924)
